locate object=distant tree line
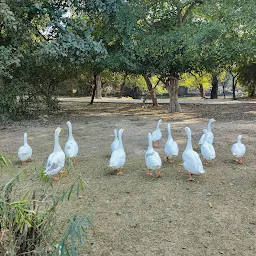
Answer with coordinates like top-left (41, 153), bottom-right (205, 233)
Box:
top-left (0, 0), bottom-right (256, 120)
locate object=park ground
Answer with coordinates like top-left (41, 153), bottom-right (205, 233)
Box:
top-left (1, 98), bottom-right (256, 255)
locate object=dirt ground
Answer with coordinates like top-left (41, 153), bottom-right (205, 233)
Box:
top-left (1, 101), bottom-right (256, 256)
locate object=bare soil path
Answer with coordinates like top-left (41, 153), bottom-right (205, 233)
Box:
top-left (1, 101), bottom-right (256, 255)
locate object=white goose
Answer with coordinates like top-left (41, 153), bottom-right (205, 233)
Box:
top-left (164, 123), bottom-right (179, 163)
top-left (109, 129), bottom-right (126, 175)
top-left (18, 133), bottom-right (32, 164)
top-left (198, 118), bottom-right (216, 145)
top-left (182, 127), bottom-right (205, 181)
top-left (44, 127), bottom-right (65, 182)
top-left (145, 133), bottom-right (162, 178)
top-left (152, 119), bottom-right (162, 147)
top-left (200, 129), bottom-right (216, 163)
top-left (64, 121), bottom-right (78, 164)
top-left (111, 129), bottom-right (119, 152)
top-left (232, 135), bottom-right (246, 164)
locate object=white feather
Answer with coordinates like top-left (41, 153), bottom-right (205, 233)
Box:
top-left (111, 129), bottom-right (119, 152)
top-left (64, 121), bottom-right (78, 158)
top-left (164, 123), bottom-right (179, 158)
top-left (145, 133), bottom-right (162, 171)
top-left (151, 119), bottom-right (162, 142)
top-left (18, 133), bottom-right (32, 162)
top-left (109, 129), bottom-right (126, 169)
top-left (232, 135), bottom-right (246, 158)
top-left (198, 118), bottom-right (215, 145)
top-left (183, 127), bottom-right (205, 174)
top-left (200, 129), bottom-right (216, 160)
top-left (44, 127), bottom-right (65, 176)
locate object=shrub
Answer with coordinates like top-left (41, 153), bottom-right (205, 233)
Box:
top-left (0, 168), bottom-right (92, 255)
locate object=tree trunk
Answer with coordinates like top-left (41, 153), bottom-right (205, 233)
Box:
top-left (199, 83), bottom-right (205, 99)
top-left (119, 73), bottom-right (128, 98)
top-left (229, 67), bottom-right (238, 100)
top-left (222, 82), bottom-right (226, 99)
top-left (231, 75), bottom-right (237, 100)
top-left (166, 76), bottom-right (181, 113)
top-left (95, 74), bottom-right (102, 99)
top-left (143, 74), bottom-right (158, 106)
top-left (90, 73), bottom-right (97, 105)
top-left (210, 73), bottom-right (218, 99)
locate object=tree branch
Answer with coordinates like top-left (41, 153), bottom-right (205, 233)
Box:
top-left (159, 77), bottom-right (167, 86)
top-left (153, 79), bottom-right (161, 90)
top-left (35, 27), bottom-right (51, 42)
top-left (181, 0), bottom-right (204, 25)
top-left (143, 18), bottom-right (162, 28)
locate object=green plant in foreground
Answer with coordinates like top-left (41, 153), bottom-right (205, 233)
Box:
top-left (0, 155), bottom-right (8, 168)
top-left (0, 171), bottom-right (91, 255)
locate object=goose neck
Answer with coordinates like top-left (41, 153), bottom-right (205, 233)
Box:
top-left (24, 133), bottom-right (28, 145)
top-left (167, 126), bottom-right (173, 141)
top-left (68, 124), bottom-right (74, 140)
top-left (148, 135), bottom-right (153, 150)
top-left (185, 132), bottom-right (192, 150)
top-left (207, 121), bottom-right (212, 132)
top-left (118, 132), bottom-right (124, 150)
top-left (54, 133), bottom-right (62, 152)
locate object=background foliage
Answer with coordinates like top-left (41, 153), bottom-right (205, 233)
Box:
top-left (1, 0), bottom-right (256, 120)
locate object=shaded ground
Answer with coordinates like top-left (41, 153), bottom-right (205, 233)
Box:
top-left (1, 101), bottom-right (256, 256)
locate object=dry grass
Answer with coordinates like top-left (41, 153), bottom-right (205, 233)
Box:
top-left (1, 101), bottom-right (256, 256)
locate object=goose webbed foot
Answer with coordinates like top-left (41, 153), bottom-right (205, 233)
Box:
top-left (156, 168), bottom-right (161, 178)
top-left (72, 157), bottom-right (76, 165)
top-left (52, 175), bottom-right (59, 183)
top-left (22, 158), bottom-right (32, 165)
top-left (146, 170), bottom-right (152, 176)
top-left (203, 159), bottom-right (209, 165)
top-left (153, 140), bottom-right (160, 148)
top-left (167, 157), bottom-right (175, 163)
top-left (237, 157), bottom-right (243, 164)
top-left (187, 172), bottom-right (194, 181)
top-left (117, 168), bottom-right (123, 176)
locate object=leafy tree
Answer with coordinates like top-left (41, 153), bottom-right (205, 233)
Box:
top-left (0, 0), bottom-right (119, 118)
top-left (238, 63), bottom-right (256, 97)
top-left (104, 0), bottom-right (208, 111)
top-left (194, 0), bottom-right (256, 99)
top-left (181, 72), bottom-right (211, 98)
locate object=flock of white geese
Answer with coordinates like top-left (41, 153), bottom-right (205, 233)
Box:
top-left (17, 119), bottom-right (246, 182)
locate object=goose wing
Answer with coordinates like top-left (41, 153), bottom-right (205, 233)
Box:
top-left (183, 150), bottom-right (204, 174)
top-left (65, 140), bottom-right (78, 158)
top-left (45, 151), bottom-right (65, 176)
top-left (198, 133), bottom-right (205, 145)
top-left (165, 140), bottom-right (179, 157)
top-left (111, 139), bottom-right (119, 152)
top-left (145, 150), bottom-right (162, 170)
top-left (18, 145), bottom-right (32, 161)
top-left (109, 149), bottom-right (126, 168)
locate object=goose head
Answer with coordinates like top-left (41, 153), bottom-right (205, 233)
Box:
top-left (118, 128), bottom-right (124, 140)
top-left (114, 129), bottom-right (118, 138)
top-left (157, 119), bottom-right (162, 128)
top-left (55, 127), bottom-right (62, 137)
top-left (237, 135), bottom-right (242, 142)
top-left (185, 127), bottom-right (191, 136)
top-left (209, 118), bottom-right (216, 124)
